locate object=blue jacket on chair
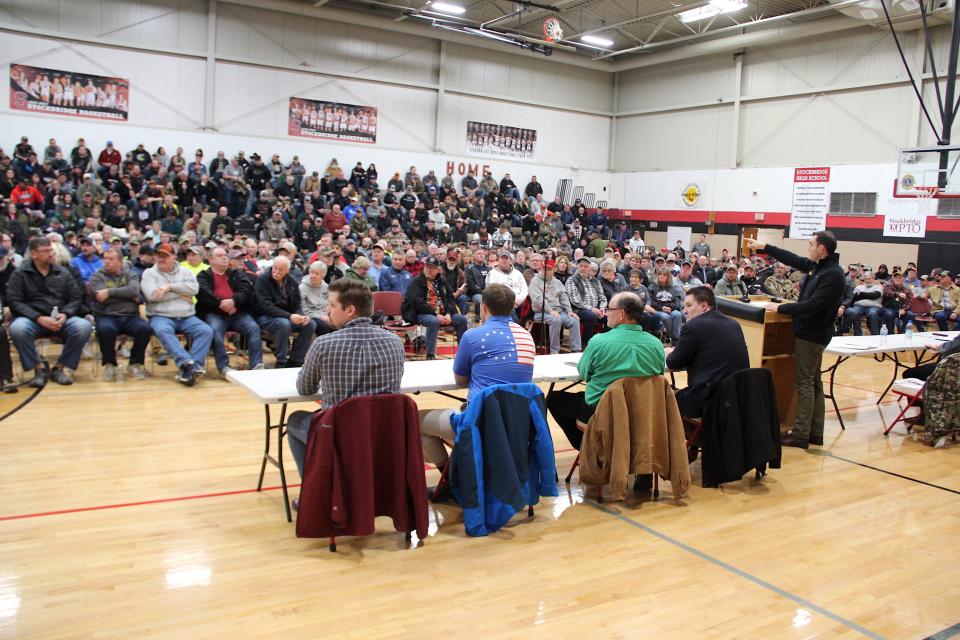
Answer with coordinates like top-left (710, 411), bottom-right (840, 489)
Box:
top-left (449, 383), bottom-right (558, 536)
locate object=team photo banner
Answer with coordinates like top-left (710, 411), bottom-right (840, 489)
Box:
top-left (288, 97), bottom-right (377, 144)
top-left (10, 64), bottom-right (129, 121)
top-left (466, 121), bottom-right (537, 160)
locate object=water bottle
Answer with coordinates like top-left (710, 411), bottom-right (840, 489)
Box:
top-left (880, 324), bottom-right (888, 345)
top-left (905, 321), bottom-right (914, 343)
top-left (50, 306), bottom-right (58, 321)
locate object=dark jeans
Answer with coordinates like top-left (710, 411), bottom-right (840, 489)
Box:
top-left (0, 329), bottom-right (13, 380)
top-left (546, 390), bottom-right (596, 451)
top-left (575, 308), bottom-right (606, 345)
top-left (205, 312), bottom-right (262, 371)
top-left (934, 309), bottom-right (957, 330)
top-left (258, 315), bottom-right (316, 365)
top-left (286, 409), bottom-right (319, 478)
top-left (95, 315), bottom-right (152, 365)
top-left (903, 362), bottom-right (937, 381)
top-left (9, 316), bottom-right (93, 371)
top-left (416, 313), bottom-right (467, 357)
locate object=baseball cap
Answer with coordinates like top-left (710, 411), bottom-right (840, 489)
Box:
top-left (187, 245), bottom-right (203, 255)
top-left (155, 243), bottom-right (174, 256)
top-left (654, 256), bottom-right (665, 262)
top-left (204, 241), bottom-right (217, 249)
top-left (499, 250), bottom-right (513, 259)
top-left (725, 264), bottom-right (738, 272)
top-left (345, 238), bottom-right (357, 246)
top-left (424, 256), bottom-right (441, 267)
top-left (228, 250), bottom-right (243, 259)
top-left (79, 236), bottom-right (94, 245)
top-left (577, 256), bottom-right (592, 264)
top-left (681, 260), bottom-right (692, 266)
top-left (280, 241), bottom-right (297, 253)
top-left (250, 153), bottom-right (261, 160)
top-left (353, 256), bottom-right (371, 269)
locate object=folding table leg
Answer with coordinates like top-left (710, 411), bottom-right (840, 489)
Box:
top-left (257, 404), bottom-right (271, 491)
top-left (277, 403), bottom-right (291, 523)
top-left (878, 352), bottom-right (904, 405)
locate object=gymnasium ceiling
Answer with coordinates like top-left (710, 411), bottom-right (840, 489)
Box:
top-left (313, 0), bottom-right (847, 61)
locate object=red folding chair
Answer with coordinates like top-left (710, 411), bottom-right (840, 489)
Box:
top-left (885, 378), bottom-right (925, 435)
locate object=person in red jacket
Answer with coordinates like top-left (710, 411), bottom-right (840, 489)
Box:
top-left (321, 204), bottom-right (348, 236)
top-left (10, 178), bottom-right (43, 211)
top-left (97, 141), bottom-right (121, 179)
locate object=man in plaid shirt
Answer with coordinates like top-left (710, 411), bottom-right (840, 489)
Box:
top-left (286, 278), bottom-right (406, 484)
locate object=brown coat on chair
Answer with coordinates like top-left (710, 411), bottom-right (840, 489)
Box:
top-left (580, 376), bottom-right (691, 500)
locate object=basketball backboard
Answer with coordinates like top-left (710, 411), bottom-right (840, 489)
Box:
top-left (895, 144), bottom-right (960, 198)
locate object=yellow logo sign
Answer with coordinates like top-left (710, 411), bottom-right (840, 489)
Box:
top-left (682, 183), bottom-right (701, 207)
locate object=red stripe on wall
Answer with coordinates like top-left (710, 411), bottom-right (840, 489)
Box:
top-left (610, 208), bottom-right (960, 232)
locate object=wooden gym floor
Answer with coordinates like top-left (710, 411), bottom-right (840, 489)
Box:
top-left (0, 353), bottom-right (958, 639)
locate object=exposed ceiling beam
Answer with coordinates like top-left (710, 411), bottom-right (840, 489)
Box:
top-left (600, 0), bottom-right (866, 60)
top-left (221, 0), bottom-right (612, 69)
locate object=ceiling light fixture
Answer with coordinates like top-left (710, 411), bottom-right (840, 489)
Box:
top-left (678, 0), bottom-right (747, 23)
top-left (430, 2), bottom-right (467, 14)
top-left (580, 34), bottom-right (614, 47)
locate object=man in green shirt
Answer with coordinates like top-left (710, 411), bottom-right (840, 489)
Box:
top-left (547, 291), bottom-right (665, 450)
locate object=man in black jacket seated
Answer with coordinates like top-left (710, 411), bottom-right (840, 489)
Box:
top-left (197, 247), bottom-right (263, 377)
top-left (254, 256), bottom-right (316, 368)
top-left (747, 231), bottom-right (845, 449)
top-left (402, 256), bottom-right (467, 360)
top-left (666, 286), bottom-right (749, 420)
top-left (7, 236), bottom-right (92, 387)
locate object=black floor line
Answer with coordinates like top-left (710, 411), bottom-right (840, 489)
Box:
top-left (924, 621), bottom-right (960, 640)
top-left (0, 385), bottom-right (43, 422)
top-left (810, 449), bottom-right (960, 495)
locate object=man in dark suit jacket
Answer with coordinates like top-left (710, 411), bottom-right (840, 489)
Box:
top-left (666, 286), bottom-right (749, 419)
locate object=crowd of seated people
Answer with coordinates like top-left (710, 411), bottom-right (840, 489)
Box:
top-left (0, 133), bottom-right (955, 393)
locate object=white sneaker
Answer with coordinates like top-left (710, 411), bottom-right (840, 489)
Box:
top-left (252, 363), bottom-right (265, 370)
top-left (220, 366), bottom-right (235, 380)
top-left (82, 345), bottom-right (93, 360)
top-left (103, 364), bottom-right (117, 382)
top-left (118, 346), bottom-right (131, 358)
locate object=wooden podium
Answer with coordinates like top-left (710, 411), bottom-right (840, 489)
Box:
top-left (716, 295), bottom-right (796, 430)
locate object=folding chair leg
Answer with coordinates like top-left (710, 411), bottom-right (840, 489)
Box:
top-left (884, 394), bottom-right (921, 436)
top-left (329, 536), bottom-right (336, 552)
top-left (565, 453), bottom-right (580, 483)
top-left (653, 475), bottom-right (660, 500)
top-left (527, 505), bottom-right (534, 517)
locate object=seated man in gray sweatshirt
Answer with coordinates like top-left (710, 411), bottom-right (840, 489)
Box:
top-left (529, 259), bottom-right (581, 354)
top-left (840, 270), bottom-right (884, 336)
top-left (141, 242), bottom-right (214, 386)
top-left (89, 247), bottom-right (153, 381)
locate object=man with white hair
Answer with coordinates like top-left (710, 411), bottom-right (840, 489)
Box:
top-left (197, 247), bottom-right (263, 378)
top-left (486, 250), bottom-right (528, 319)
top-left (254, 255), bottom-right (316, 368)
top-left (141, 242), bottom-right (214, 386)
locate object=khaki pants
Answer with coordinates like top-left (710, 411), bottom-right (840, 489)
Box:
top-left (793, 338), bottom-right (826, 441)
top-left (419, 408), bottom-right (456, 466)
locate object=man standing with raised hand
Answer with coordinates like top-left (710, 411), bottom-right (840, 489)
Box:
top-left (746, 232), bottom-right (845, 449)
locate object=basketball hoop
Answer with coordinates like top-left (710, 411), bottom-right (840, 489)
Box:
top-left (543, 17), bottom-right (563, 42)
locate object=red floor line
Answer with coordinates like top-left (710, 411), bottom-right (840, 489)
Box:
top-left (1, 448), bottom-right (580, 523)
top-left (0, 484), bottom-right (301, 522)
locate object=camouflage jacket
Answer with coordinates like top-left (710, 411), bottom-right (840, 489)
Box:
top-left (765, 276), bottom-right (798, 301)
top-left (924, 353), bottom-right (960, 441)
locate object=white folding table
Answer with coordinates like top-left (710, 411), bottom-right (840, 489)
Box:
top-left (226, 353), bottom-right (584, 521)
top-left (822, 331), bottom-right (958, 429)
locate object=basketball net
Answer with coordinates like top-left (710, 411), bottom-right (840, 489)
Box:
top-left (916, 185), bottom-right (938, 217)
top-left (543, 18), bottom-right (563, 43)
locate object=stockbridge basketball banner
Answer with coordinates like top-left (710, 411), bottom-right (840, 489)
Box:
top-left (288, 97), bottom-right (378, 144)
top-left (9, 64), bottom-right (129, 121)
top-left (466, 121), bottom-right (537, 160)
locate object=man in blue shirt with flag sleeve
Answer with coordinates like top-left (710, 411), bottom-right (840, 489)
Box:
top-left (419, 283), bottom-right (536, 499)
